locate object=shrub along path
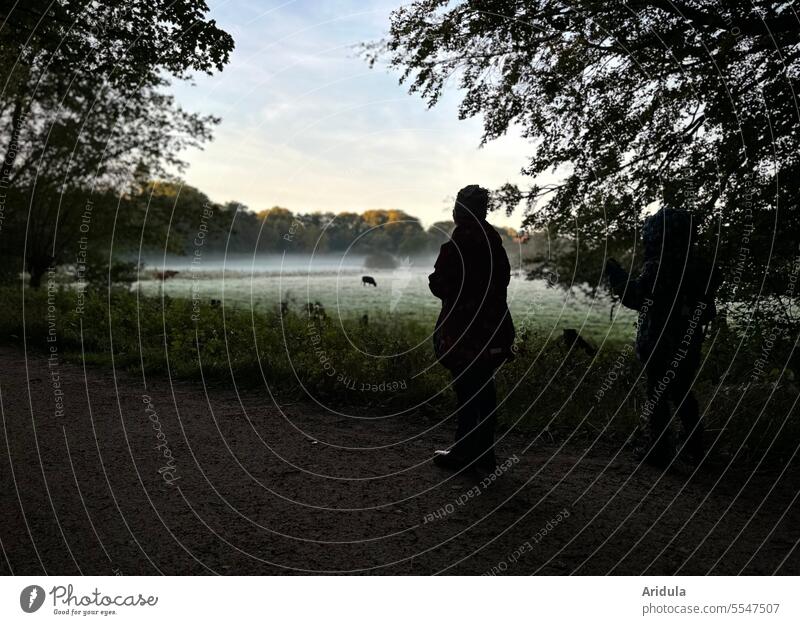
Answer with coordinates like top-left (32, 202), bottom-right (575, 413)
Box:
top-left (0, 345), bottom-right (797, 575)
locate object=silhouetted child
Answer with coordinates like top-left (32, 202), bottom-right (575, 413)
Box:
top-left (606, 207), bottom-right (719, 467)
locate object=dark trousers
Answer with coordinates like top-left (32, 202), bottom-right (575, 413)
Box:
top-left (451, 362), bottom-right (497, 463)
top-left (644, 355), bottom-right (701, 454)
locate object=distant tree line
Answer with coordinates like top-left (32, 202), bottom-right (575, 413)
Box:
top-left (142, 181), bottom-right (525, 258)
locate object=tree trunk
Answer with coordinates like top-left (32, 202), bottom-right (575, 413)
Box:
top-left (27, 256), bottom-right (53, 289)
top-left (28, 268), bottom-right (44, 289)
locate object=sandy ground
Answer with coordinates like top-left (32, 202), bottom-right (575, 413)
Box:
top-left (0, 345), bottom-right (797, 575)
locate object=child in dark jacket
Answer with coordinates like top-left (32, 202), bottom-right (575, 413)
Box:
top-left (605, 207), bottom-right (718, 467)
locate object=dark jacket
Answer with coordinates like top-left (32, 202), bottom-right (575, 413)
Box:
top-left (429, 220), bottom-right (515, 371)
top-left (608, 252), bottom-right (717, 361)
top-left (607, 209), bottom-right (718, 362)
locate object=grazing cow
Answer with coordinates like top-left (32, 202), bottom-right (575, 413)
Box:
top-left (210, 299), bottom-right (221, 307)
top-left (154, 270), bottom-right (180, 281)
top-left (562, 328), bottom-right (597, 356)
top-left (361, 275), bottom-right (377, 287)
top-left (360, 313), bottom-right (369, 326)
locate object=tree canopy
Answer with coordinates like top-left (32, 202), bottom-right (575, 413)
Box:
top-left (376, 0), bottom-right (800, 328)
top-left (0, 0), bottom-right (234, 285)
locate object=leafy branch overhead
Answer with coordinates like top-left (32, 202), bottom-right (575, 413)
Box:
top-left (376, 0), bottom-right (800, 311)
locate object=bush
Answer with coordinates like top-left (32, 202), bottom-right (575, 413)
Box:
top-left (363, 252), bottom-right (398, 270)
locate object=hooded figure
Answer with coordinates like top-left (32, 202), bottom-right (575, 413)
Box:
top-left (428, 185), bottom-right (515, 473)
top-left (606, 207), bottom-right (719, 467)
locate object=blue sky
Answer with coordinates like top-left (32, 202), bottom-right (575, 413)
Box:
top-left (170, 0), bottom-right (534, 228)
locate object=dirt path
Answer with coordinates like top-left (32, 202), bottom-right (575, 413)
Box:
top-left (0, 345), bottom-right (797, 575)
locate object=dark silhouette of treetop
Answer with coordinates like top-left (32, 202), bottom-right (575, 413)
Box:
top-left (0, 0), bottom-right (235, 286)
top-left (373, 0), bottom-right (800, 328)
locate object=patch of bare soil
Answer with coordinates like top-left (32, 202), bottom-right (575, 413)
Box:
top-left (0, 346), bottom-right (797, 575)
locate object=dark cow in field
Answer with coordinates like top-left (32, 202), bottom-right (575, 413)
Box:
top-left (362, 275), bottom-right (377, 287)
top-left (154, 270), bottom-right (180, 281)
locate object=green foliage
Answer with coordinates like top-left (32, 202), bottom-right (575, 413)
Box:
top-left (152, 198), bottom-right (522, 257)
top-left (81, 259), bottom-right (140, 288)
top-left (376, 0), bottom-right (800, 325)
top-left (1, 287), bottom-right (795, 462)
top-left (0, 1), bottom-right (235, 286)
top-left (0, 1), bottom-right (232, 88)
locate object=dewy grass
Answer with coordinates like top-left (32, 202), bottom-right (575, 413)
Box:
top-left (1, 286), bottom-right (796, 463)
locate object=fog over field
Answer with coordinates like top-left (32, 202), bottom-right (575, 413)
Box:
top-left (135, 253), bottom-right (636, 340)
